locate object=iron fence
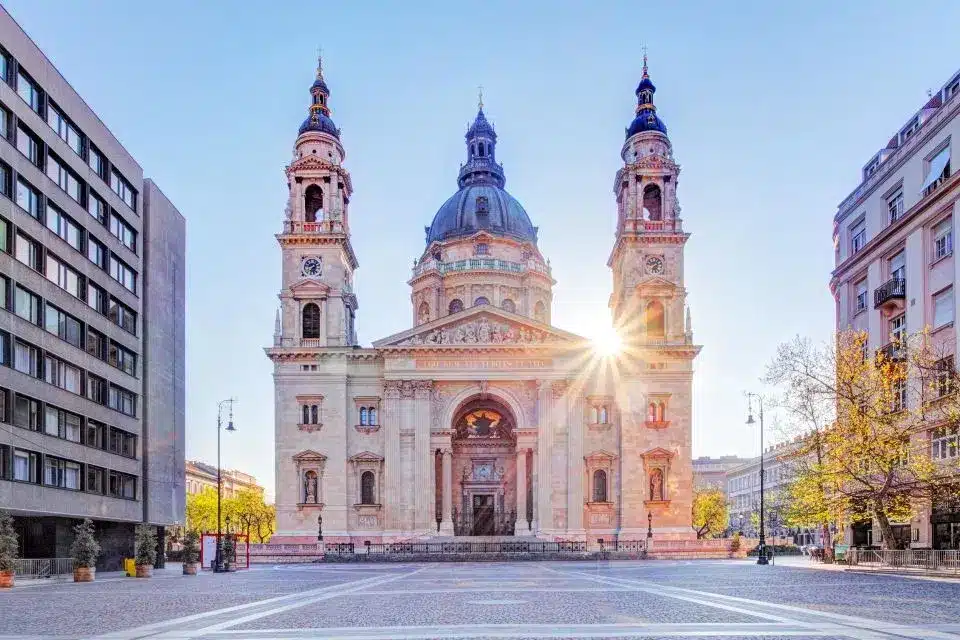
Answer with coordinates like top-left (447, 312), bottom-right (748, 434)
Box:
top-left (847, 548), bottom-right (960, 575)
top-left (326, 540), bottom-right (590, 556)
top-left (14, 558), bottom-right (74, 580)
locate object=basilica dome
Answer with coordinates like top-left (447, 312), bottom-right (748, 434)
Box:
top-left (425, 107), bottom-right (537, 245)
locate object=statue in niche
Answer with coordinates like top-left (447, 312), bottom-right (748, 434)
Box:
top-left (650, 469), bottom-right (664, 501)
top-left (305, 471), bottom-right (318, 503)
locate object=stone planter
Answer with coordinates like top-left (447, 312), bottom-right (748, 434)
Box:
top-left (73, 566), bottom-right (96, 582)
top-left (0, 569), bottom-right (13, 588)
top-left (182, 562), bottom-right (200, 575)
top-left (135, 564), bottom-right (153, 578)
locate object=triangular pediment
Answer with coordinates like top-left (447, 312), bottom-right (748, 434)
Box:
top-left (292, 449), bottom-right (327, 463)
top-left (289, 278), bottom-right (331, 298)
top-left (349, 451), bottom-right (384, 463)
top-left (640, 447), bottom-right (675, 460)
top-left (636, 275), bottom-right (678, 293)
top-left (373, 306), bottom-right (587, 348)
top-left (584, 449), bottom-right (618, 462)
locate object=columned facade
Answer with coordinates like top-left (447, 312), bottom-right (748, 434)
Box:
top-left (268, 57), bottom-right (700, 543)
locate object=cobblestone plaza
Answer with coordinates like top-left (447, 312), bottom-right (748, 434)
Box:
top-left (2, 560), bottom-right (960, 639)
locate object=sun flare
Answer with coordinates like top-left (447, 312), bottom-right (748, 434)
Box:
top-left (591, 324), bottom-right (623, 357)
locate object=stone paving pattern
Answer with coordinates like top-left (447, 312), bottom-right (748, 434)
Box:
top-left (0, 560), bottom-right (958, 639)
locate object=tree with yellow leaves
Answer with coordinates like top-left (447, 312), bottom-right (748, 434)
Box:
top-left (692, 487), bottom-right (728, 539)
top-left (766, 330), bottom-right (957, 550)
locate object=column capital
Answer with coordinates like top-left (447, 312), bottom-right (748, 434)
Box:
top-left (413, 380), bottom-right (434, 399)
top-left (384, 380), bottom-right (402, 399)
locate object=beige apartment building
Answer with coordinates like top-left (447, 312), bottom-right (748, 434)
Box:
top-left (185, 460), bottom-right (264, 499)
top-left (831, 68), bottom-right (960, 550)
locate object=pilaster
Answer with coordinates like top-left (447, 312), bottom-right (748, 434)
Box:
top-left (566, 393), bottom-right (585, 535)
top-left (383, 380), bottom-right (402, 532)
top-left (535, 380), bottom-right (553, 533)
top-left (414, 380), bottom-right (434, 532)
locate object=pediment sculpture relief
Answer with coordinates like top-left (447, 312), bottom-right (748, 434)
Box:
top-left (399, 316), bottom-right (563, 346)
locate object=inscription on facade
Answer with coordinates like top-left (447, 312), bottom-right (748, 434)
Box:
top-left (416, 359), bottom-right (551, 370)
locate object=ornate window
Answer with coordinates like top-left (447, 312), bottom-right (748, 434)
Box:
top-left (592, 469), bottom-right (608, 502)
top-left (476, 196), bottom-right (489, 213)
top-left (359, 407), bottom-right (368, 425)
top-left (474, 296), bottom-right (489, 306)
top-left (449, 298), bottom-right (464, 314)
top-left (645, 300), bottom-right (665, 337)
top-left (302, 303), bottom-right (321, 339)
top-left (360, 471), bottom-right (376, 505)
top-left (642, 184), bottom-right (662, 221)
top-left (475, 242), bottom-right (489, 255)
top-left (534, 300), bottom-right (546, 323)
top-left (304, 185), bottom-right (324, 222)
top-left (354, 397), bottom-right (381, 432)
top-left (302, 404), bottom-right (320, 425)
top-left (501, 298), bottom-right (516, 313)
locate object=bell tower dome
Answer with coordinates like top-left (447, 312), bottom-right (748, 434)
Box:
top-left (275, 56), bottom-right (359, 349)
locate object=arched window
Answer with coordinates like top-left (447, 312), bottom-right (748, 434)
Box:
top-left (599, 405), bottom-right (608, 424)
top-left (449, 299), bottom-right (464, 314)
top-left (645, 300), bottom-right (665, 337)
top-left (359, 407), bottom-right (368, 426)
top-left (418, 302), bottom-right (430, 325)
top-left (590, 406), bottom-right (599, 424)
top-left (534, 301), bottom-right (546, 323)
top-left (474, 296), bottom-right (489, 306)
top-left (368, 407), bottom-right (378, 425)
top-left (302, 405), bottom-right (310, 425)
top-left (311, 405), bottom-right (319, 425)
top-left (501, 299), bottom-right (516, 313)
top-left (657, 402), bottom-right (666, 421)
top-left (593, 470), bottom-right (608, 502)
top-left (648, 403), bottom-right (657, 422)
top-left (478, 142), bottom-right (485, 157)
top-left (642, 184), bottom-right (662, 221)
top-left (302, 303), bottom-right (321, 339)
top-left (360, 471), bottom-right (376, 505)
top-left (304, 185), bottom-right (324, 222)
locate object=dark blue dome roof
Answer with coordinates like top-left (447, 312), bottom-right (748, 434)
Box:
top-left (311, 77), bottom-right (330, 95)
top-left (626, 109), bottom-right (667, 137)
top-left (425, 183), bottom-right (537, 244)
top-left (299, 111), bottom-right (340, 138)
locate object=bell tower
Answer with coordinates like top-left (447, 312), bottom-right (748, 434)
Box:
top-left (276, 56), bottom-right (358, 349)
top-left (609, 55), bottom-right (691, 347)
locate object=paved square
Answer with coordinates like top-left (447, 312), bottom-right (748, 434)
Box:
top-left (1, 560), bottom-right (959, 639)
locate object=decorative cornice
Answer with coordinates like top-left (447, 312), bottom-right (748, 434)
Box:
top-left (298, 423), bottom-right (323, 433)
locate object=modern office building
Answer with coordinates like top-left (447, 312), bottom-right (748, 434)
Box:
top-left (0, 7), bottom-right (185, 569)
top-left (186, 461), bottom-right (264, 499)
top-left (830, 67), bottom-right (960, 550)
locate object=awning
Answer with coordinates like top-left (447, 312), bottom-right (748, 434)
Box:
top-left (920, 147), bottom-right (951, 193)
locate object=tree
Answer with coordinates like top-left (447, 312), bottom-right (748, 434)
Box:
top-left (134, 524), bottom-right (157, 567)
top-left (70, 518), bottom-right (100, 568)
top-left (692, 488), bottom-right (727, 539)
top-left (185, 487), bottom-right (275, 543)
top-left (185, 487), bottom-right (219, 534)
top-left (766, 330), bottom-right (956, 550)
top-left (0, 510), bottom-right (19, 572)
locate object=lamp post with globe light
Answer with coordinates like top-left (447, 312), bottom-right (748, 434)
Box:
top-left (746, 393), bottom-right (769, 565)
top-left (214, 398), bottom-right (236, 572)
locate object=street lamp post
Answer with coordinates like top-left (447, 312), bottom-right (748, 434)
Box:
top-left (214, 398), bottom-right (236, 573)
top-left (746, 393), bottom-right (769, 565)
top-left (647, 511), bottom-right (653, 539)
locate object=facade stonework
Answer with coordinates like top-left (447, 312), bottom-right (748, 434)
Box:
top-left (268, 57), bottom-right (700, 543)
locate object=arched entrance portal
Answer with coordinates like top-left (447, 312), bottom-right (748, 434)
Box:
top-left (450, 397), bottom-right (517, 536)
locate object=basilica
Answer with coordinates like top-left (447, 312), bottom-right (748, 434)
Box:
top-left (266, 57), bottom-right (701, 543)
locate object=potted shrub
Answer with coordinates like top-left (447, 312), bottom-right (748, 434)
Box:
top-left (221, 534), bottom-right (235, 572)
top-left (70, 518), bottom-right (100, 582)
top-left (134, 524), bottom-right (157, 578)
top-left (0, 510), bottom-right (19, 588)
top-left (729, 532), bottom-right (742, 558)
top-left (182, 531), bottom-right (201, 575)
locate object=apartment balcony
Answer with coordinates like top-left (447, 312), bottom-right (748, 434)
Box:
top-left (874, 278), bottom-right (906, 311)
top-left (876, 341), bottom-right (906, 363)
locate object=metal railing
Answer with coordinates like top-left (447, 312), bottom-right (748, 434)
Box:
top-left (847, 548), bottom-right (960, 575)
top-left (14, 558), bottom-right (74, 580)
top-left (874, 277), bottom-right (906, 308)
top-left (411, 257), bottom-right (551, 279)
top-left (326, 541), bottom-right (590, 556)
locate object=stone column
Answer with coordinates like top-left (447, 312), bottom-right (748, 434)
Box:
top-left (530, 448), bottom-right (538, 533)
top-left (383, 381), bottom-right (402, 532)
top-left (536, 380), bottom-right (556, 533)
top-left (567, 394), bottom-right (585, 536)
top-left (440, 448), bottom-right (454, 535)
top-left (515, 448), bottom-right (530, 535)
top-left (413, 381), bottom-right (433, 533)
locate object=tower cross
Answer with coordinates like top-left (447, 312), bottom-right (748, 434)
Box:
top-left (478, 85), bottom-right (484, 110)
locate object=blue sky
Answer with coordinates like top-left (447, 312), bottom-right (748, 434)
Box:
top-left (6, 0), bottom-right (960, 499)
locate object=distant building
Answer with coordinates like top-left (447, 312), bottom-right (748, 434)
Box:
top-left (185, 460), bottom-right (264, 499)
top-left (830, 66), bottom-right (960, 550)
top-left (0, 7), bottom-right (185, 570)
top-left (692, 456), bottom-right (749, 491)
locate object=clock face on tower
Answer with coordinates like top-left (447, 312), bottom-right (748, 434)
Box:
top-left (645, 255), bottom-right (664, 275)
top-left (301, 256), bottom-right (322, 278)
